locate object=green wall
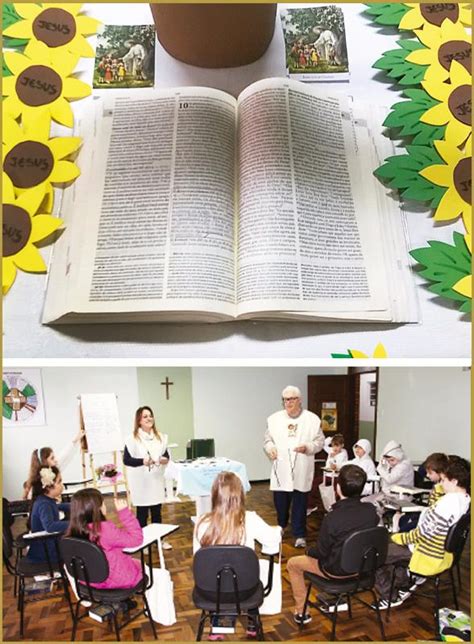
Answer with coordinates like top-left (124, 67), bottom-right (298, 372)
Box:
top-left (136, 368), bottom-right (194, 460)
top-left (359, 420), bottom-right (375, 448)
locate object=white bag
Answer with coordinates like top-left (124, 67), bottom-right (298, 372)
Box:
top-left (259, 552), bottom-right (282, 615)
top-left (144, 565), bottom-right (176, 625)
top-left (319, 482), bottom-right (336, 512)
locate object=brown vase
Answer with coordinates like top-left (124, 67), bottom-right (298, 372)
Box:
top-left (150, 3), bottom-right (277, 68)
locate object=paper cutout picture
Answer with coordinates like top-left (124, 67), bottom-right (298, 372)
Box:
top-left (3, 369), bottom-right (46, 426)
top-left (321, 402), bottom-right (338, 432)
top-left (280, 5), bottom-right (349, 82)
top-left (93, 24), bottom-right (155, 89)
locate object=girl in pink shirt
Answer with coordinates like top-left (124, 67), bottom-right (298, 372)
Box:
top-left (66, 488), bottom-right (143, 589)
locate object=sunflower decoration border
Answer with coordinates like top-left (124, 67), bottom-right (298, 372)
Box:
top-left (2, 3), bottom-right (101, 294)
top-left (364, 2), bottom-right (472, 315)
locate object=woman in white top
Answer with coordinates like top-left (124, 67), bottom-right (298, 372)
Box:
top-left (124, 406), bottom-right (170, 533)
top-left (194, 472), bottom-right (281, 638)
top-left (23, 429), bottom-right (84, 499)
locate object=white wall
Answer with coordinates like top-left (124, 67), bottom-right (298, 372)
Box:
top-left (191, 367), bottom-right (347, 481)
top-left (3, 368), bottom-right (139, 499)
top-left (376, 367), bottom-right (470, 461)
top-left (359, 372), bottom-right (376, 422)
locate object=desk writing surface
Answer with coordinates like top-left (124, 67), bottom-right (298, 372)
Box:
top-left (3, 3), bottom-right (469, 360)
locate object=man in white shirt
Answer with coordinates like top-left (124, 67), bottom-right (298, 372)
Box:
top-left (264, 385), bottom-right (324, 548)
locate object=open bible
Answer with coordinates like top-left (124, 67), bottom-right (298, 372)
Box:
top-left (43, 78), bottom-right (418, 324)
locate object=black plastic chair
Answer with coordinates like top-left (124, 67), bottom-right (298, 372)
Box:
top-left (60, 536), bottom-right (157, 641)
top-left (193, 545), bottom-right (275, 641)
top-left (301, 526), bottom-right (389, 641)
top-left (386, 512), bottom-right (470, 639)
top-left (3, 518), bottom-right (73, 638)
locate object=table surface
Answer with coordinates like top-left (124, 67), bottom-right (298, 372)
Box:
top-left (168, 457), bottom-right (251, 496)
top-left (3, 3), bottom-right (470, 360)
top-left (123, 522), bottom-right (180, 553)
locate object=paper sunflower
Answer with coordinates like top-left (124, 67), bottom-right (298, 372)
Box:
top-left (406, 21), bottom-right (471, 83)
top-left (421, 61), bottom-right (472, 147)
top-left (419, 138), bottom-right (472, 233)
top-left (399, 3), bottom-right (471, 31)
top-left (3, 112), bottom-right (82, 213)
top-left (331, 343), bottom-right (388, 358)
top-left (2, 173), bottom-right (63, 294)
top-left (452, 234), bottom-right (471, 300)
top-left (3, 3), bottom-right (100, 58)
top-left (3, 39), bottom-right (91, 127)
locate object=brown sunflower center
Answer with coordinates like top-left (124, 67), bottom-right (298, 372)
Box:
top-left (453, 157), bottom-right (472, 205)
top-left (420, 4), bottom-right (459, 27)
top-left (448, 85), bottom-right (472, 126)
top-left (3, 204), bottom-right (32, 257)
top-left (16, 65), bottom-right (62, 107)
top-left (32, 8), bottom-right (76, 47)
top-left (438, 40), bottom-right (472, 74)
top-left (3, 141), bottom-right (54, 189)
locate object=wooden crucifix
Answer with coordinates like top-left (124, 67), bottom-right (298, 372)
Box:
top-left (161, 376), bottom-right (174, 400)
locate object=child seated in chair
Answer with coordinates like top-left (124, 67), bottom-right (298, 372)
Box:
top-left (287, 464), bottom-right (379, 625)
top-left (66, 488), bottom-right (143, 589)
top-left (193, 471), bottom-right (281, 639)
top-left (375, 457), bottom-right (470, 609)
top-left (27, 466), bottom-right (70, 563)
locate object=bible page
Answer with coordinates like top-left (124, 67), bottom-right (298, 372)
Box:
top-left (43, 87), bottom-right (238, 324)
top-left (235, 78), bottom-right (391, 320)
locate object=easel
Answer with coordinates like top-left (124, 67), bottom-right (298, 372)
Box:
top-left (78, 395), bottom-right (131, 505)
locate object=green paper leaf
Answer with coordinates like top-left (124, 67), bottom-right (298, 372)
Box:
top-left (383, 89), bottom-right (445, 145)
top-left (373, 39), bottom-right (427, 85)
top-left (410, 232), bottom-right (472, 311)
top-left (374, 145), bottom-right (446, 207)
top-left (331, 352), bottom-right (354, 359)
top-left (364, 3), bottom-right (411, 27)
top-left (3, 58), bottom-right (13, 77)
top-left (3, 4), bottom-right (28, 47)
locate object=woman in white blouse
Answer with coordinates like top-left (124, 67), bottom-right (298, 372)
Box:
top-left (123, 406), bottom-right (171, 537)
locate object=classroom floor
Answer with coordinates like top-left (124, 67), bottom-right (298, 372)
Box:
top-left (3, 483), bottom-right (470, 641)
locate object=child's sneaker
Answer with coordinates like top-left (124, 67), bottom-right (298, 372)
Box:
top-left (293, 612), bottom-right (312, 625)
top-left (208, 634), bottom-right (224, 641)
top-left (375, 590), bottom-right (411, 610)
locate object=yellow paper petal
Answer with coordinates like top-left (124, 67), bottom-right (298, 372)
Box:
top-left (68, 35), bottom-right (96, 58)
top-left (49, 159), bottom-right (80, 183)
top-left (75, 15), bottom-right (102, 35)
top-left (3, 96), bottom-right (22, 120)
top-left (398, 9), bottom-right (422, 30)
top-left (372, 343), bottom-right (388, 359)
top-left (3, 173), bottom-right (16, 201)
top-left (15, 184), bottom-right (46, 217)
top-left (349, 350), bottom-right (369, 358)
top-left (434, 140), bottom-right (463, 167)
top-left (2, 259), bottom-right (17, 295)
top-left (62, 77), bottom-right (92, 100)
top-left (449, 59), bottom-right (472, 85)
top-left (433, 190), bottom-right (462, 222)
top-left (13, 3), bottom-right (41, 20)
top-left (48, 50), bottom-right (80, 78)
top-left (445, 118), bottom-right (470, 148)
top-left (420, 102), bottom-right (450, 126)
top-left (2, 75), bottom-right (16, 97)
top-left (420, 165), bottom-right (452, 187)
top-left (3, 51), bottom-right (29, 76)
top-left (3, 21), bottom-right (34, 39)
top-left (14, 244), bottom-right (47, 273)
top-left (24, 40), bottom-right (52, 66)
top-left (30, 215), bottom-right (63, 243)
top-left (452, 275), bottom-right (472, 299)
top-left (2, 116), bottom-right (24, 147)
top-left (406, 49), bottom-right (433, 65)
top-left (48, 136), bottom-right (83, 160)
top-left (23, 111), bottom-right (52, 142)
top-left (49, 99), bottom-right (74, 128)
top-left (43, 3), bottom-right (83, 16)
top-left (422, 80), bottom-right (451, 102)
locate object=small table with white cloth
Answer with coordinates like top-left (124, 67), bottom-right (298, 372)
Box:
top-left (165, 457), bottom-right (250, 515)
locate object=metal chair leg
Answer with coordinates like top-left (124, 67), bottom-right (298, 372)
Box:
top-left (19, 576), bottom-right (25, 639)
top-left (434, 576), bottom-right (441, 641)
top-left (330, 597), bottom-right (341, 642)
top-left (113, 611), bottom-right (121, 641)
top-left (386, 565), bottom-right (397, 623)
top-left (300, 582), bottom-right (312, 630)
top-left (143, 594), bottom-right (158, 639)
top-left (196, 610), bottom-right (207, 641)
top-left (371, 589), bottom-right (386, 641)
top-left (255, 612), bottom-right (265, 641)
top-left (449, 567), bottom-right (459, 611)
top-left (71, 601), bottom-right (81, 642)
top-left (347, 594), bottom-right (352, 619)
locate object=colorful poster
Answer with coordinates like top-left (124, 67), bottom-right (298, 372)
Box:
top-left (3, 369), bottom-right (46, 426)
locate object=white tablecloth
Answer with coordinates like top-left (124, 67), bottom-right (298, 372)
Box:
top-left (166, 457), bottom-right (251, 497)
